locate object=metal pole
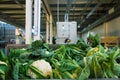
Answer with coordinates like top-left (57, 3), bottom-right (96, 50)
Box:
top-left (25, 0), bottom-right (33, 44)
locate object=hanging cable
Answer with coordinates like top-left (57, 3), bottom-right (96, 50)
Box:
top-left (65, 0), bottom-right (73, 22)
top-left (57, 0), bottom-right (59, 22)
top-left (72, 0), bottom-right (76, 21)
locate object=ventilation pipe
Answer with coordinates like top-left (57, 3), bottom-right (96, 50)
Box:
top-left (80, 0), bottom-right (103, 25)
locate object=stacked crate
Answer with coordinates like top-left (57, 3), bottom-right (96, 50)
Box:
top-left (5, 24), bottom-right (15, 42)
top-left (0, 23), bottom-right (15, 43)
top-left (101, 36), bottom-right (119, 47)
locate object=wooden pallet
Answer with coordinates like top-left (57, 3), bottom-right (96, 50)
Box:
top-left (101, 36), bottom-right (119, 47)
top-left (6, 44), bottom-right (29, 54)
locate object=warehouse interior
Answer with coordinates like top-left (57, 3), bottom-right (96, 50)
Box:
top-left (0, 0), bottom-right (120, 44)
top-left (0, 0), bottom-right (120, 79)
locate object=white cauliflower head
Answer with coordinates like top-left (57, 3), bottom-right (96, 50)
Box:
top-left (45, 51), bottom-right (50, 54)
top-left (28, 59), bottom-right (52, 78)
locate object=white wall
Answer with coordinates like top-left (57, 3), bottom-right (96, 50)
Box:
top-left (81, 32), bottom-right (88, 42)
top-left (77, 33), bottom-right (81, 40)
top-left (81, 16), bottom-right (120, 41)
top-left (89, 24), bottom-right (105, 37)
top-left (107, 16), bottom-right (120, 36)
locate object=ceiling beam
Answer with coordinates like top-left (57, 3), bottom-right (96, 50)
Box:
top-left (0, 0), bottom-right (11, 1)
top-left (54, 16), bottom-right (98, 20)
top-left (0, 11), bottom-right (24, 27)
top-left (50, 4), bottom-right (96, 7)
top-left (13, 0), bottom-right (25, 10)
top-left (0, 8), bottom-right (23, 11)
top-left (5, 13), bottom-right (25, 15)
top-left (11, 17), bottom-right (25, 19)
top-left (52, 12), bottom-right (104, 15)
top-left (42, 0), bottom-right (55, 25)
top-left (10, 16), bottom-right (25, 18)
top-left (42, 0), bottom-right (52, 15)
top-left (53, 14), bottom-right (102, 17)
top-left (0, 9), bottom-right (23, 11)
top-left (52, 9), bottom-right (107, 13)
top-left (50, 7), bottom-right (110, 11)
top-left (50, 3), bottom-right (116, 7)
top-left (2, 11), bottom-right (24, 13)
top-left (0, 4), bottom-right (25, 8)
top-left (79, 0), bottom-right (103, 25)
top-left (47, 0), bottom-right (100, 5)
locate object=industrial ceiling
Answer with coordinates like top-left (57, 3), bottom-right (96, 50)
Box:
top-left (0, 0), bottom-right (120, 32)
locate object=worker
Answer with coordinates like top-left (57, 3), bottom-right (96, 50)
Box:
top-left (52, 36), bottom-right (56, 44)
top-left (64, 38), bottom-right (71, 43)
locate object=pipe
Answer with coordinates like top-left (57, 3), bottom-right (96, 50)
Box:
top-left (80, 0), bottom-right (102, 25)
top-left (80, 0), bottom-right (93, 17)
top-left (86, 1), bottom-right (102, 19)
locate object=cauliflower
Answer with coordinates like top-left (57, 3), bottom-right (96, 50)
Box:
top-left (45, 51), bottom-right (50, 54)
top-left (28, 60), bottom-right (52, 78)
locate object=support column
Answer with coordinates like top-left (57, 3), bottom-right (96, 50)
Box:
top-left (53, 26), bottom-right (57, 36)
top-left (46, 14), bottom-right (49, 43)
top-left (34, 0), bottom-right (41, 41)
top-left (25, 0), bottom-right (33, 44)
top-left (104, 22), bottom-right (108, 36)
top-left (50, 15), bottom-right (53, 44)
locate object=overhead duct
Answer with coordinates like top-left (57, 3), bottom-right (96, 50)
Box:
top-left (80, 0), bottom-right (103, 25)
top-left (80, 0), bottom-right (93, 16)
top-left (86, 1), bottom-right (102, 19)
